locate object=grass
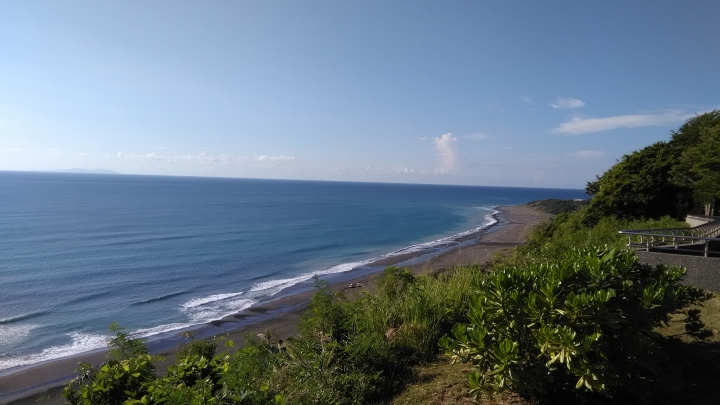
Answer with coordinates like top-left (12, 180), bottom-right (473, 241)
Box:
top-left (658, 293), bottom-right (720, 343)
top-left (651, 293), bottom-right (720, 405)
top-left (518, 209), bottom-right (688, 261)
top-left (390, 357), bottom-right (526, 405)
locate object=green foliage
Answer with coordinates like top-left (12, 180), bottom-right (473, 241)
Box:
top-left (584, 141), bottom-right (687, 223)
top-left (177, 337), bottom-right (218, 360)
top-left (440, 247), bottom-right (708, 403)
top-left (521, 209), bottom-right (687, 261)
top-left (527, 199), bottom-right (589, 215)
top-left (584, 110), bottom-right (720, 222)
top-left (63, 324), bottom-right (159, 405)
top-left (107, 322), bottom-right (149, 361)
top-left (668, 109), bottom-right (720, 150)
top-left (671, 121), bottom-right (720, 209)
top-left (377, 266), bottom-right (416, 298)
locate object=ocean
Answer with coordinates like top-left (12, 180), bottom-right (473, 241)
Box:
top-left (0, 171), bottom-right (587, 371)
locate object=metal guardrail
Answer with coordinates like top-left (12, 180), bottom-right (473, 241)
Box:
top-left (619, 219), bottom-right (720, 258)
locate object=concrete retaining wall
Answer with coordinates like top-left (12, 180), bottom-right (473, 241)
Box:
top-left (637, 251), bottom-right (720, 292)
top-left (686, 214), bottom-right (720, 228)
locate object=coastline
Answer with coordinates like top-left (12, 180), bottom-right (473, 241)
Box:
top-left (1, 204), bottom-right (551, 405)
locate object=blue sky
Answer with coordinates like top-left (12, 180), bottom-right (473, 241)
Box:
top-left (1, 1), bottom-right (718, 188)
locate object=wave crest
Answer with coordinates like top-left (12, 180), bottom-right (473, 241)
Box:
top-left (132, 290), bottom-right (190, 306)
top-left (0, 311), bottom-right (48, 325)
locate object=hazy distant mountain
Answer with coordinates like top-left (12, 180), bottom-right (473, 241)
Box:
top-left (55, 168), bottom-right (121, 175)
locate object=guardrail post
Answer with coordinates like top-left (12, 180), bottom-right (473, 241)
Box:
top-left (706, 240), bottom-right (710, 258)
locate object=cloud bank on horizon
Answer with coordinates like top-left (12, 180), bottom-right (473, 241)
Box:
top-left (0, 2), bottom-right (718, 189)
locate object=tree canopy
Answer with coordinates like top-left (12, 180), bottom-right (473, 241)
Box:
top-left (584, 110), bottom-right (720, 222)
top-left (670, 114), bottom-right (720, 214)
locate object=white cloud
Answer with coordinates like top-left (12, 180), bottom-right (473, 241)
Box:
top-left (464, 133), bottom-right (490, 140)
top-left (394, 166), bottom-right (415, 174)
top-left (550, 97), bottom-right (585, 109)
top-left (521, 96), bottom-right (532, 104)
top-left (433, 133), bottom-right (458, 174)
top-left (566, 150), bottom-right (605, 158)
top-left (120, 152), bottom-right (297, 168)
top-left (553, 110), bottom-right (694, 135)
top-left (76, 153), bottom-right (87, 157)
top-left (255, 155), bottom-right (295, 163)
top-left (122, 151), bottom-right (230, 164)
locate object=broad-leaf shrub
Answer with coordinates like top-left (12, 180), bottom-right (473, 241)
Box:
top-left (440, 247), bottom-right (707, 403)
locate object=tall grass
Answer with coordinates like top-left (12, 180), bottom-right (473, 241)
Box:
top-left (285, 266), bottom-right (485, 403)
top-left (519, 210), bottom-right (687, 261)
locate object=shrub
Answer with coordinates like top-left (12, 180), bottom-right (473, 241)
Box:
top-left (520, 209), bottom-right (687, 262)
top-left (63, 323), bottom-right (159, 405)
top-left (527, 199), bottom-right (589, 215)
top-left (177, 337), bottom-right (218, 359)
top-left (440, 247), bottom-right (708, 403)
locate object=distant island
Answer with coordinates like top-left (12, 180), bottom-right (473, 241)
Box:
top-left (54, 168), bottom-right (120, 175)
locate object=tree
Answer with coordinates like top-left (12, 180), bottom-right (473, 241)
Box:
top-left (670, 114), bottom-right (720, 215)
top-left (584, 111), bottom-right (720, 222)
top-left (668, 110), bottom-right (720, 150)
top-left (584, 141), bottom-right (688, 223)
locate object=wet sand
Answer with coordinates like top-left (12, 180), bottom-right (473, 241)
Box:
top-left (2, 204), bottom-right (550, 405)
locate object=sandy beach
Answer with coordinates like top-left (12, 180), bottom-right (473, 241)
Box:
top-left (1, 204), bottom-right (550, 405)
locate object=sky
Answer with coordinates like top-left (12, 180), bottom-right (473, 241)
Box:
top-left (1, 1), bottom-right (719, 188)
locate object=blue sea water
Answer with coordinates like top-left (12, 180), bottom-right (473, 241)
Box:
top-left (0, 171), bottom-right (587, 371)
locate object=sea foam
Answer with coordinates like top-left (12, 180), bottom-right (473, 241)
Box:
top-left (0, 333), bottom-right (107, 371)
top-left (180, 293), bottom-right (255, 323)
top-left (0, 324), bottom-right (36, 346)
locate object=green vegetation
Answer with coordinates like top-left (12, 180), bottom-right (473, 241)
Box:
top-left (670, 115), bottom-right (720, 215)
top-left (440, 247), bottom-right (707, 403)
top-left (521, 211), bottom-right (686, 259)
top-left (527, 198), bottom-right (589, 215)
top-left (585, 110), bottom-right (720, 222)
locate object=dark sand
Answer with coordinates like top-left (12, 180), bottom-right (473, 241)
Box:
top-left (2, 205), bottom-right (550, 405)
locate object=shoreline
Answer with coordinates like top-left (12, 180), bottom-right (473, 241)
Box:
top-left (1, 204), bottom-right (551, 405)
